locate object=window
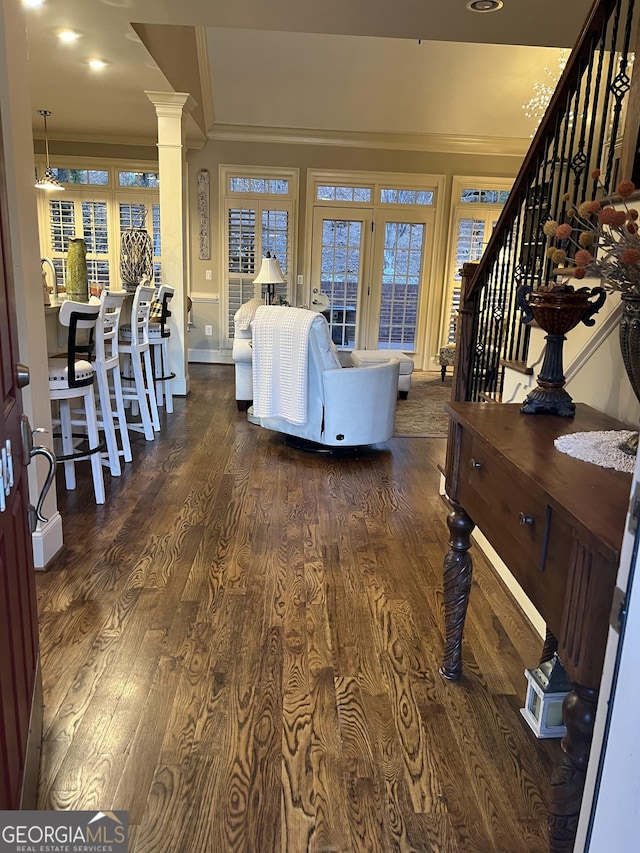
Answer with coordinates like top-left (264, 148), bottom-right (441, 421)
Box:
top-left (229, 176), bottom-right (289, 194)
top-left (378, 221), bottom-right (425, 349)
top-left (228, 208), bottom-right (257, 275)
top-left (222, 166), bottom-right (298, 339)
top-left (37, 160), bottom-right (161, 292)
top-left (226, 203), bottom-right (290, 332)
top-left (50, 168), bottom-right (109, 186)
top-left (119, 202), bottom-right (161, 284)
top-left (309, 170), bottom-right (440, 354)
top-left (49, 198), bottom-right (75, 253)
top-left (47, 197), bottom-right (112, 291)
top-left (118, 171), bottom-right (159, 188)
top-left (316, 185), bottom-right (372, 203)
top-left (448, 217), bottom-right (491, 343)
top-left (460, 187), bottom-right (510, 204)
top-left (380, 188), bottom-right (434, 206)
top-left (262, 210), bottom-right (289, 273)
top-left (444, 178), bottom-right (512, 346)
top-left (82, 201), bottom-right (108, 255)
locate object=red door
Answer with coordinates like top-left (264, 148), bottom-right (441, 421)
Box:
top-left (0, 112), bottom-right (41, 808)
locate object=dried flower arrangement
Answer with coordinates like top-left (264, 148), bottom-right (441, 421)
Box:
top-left (542, 170), bottom-right (640, 295)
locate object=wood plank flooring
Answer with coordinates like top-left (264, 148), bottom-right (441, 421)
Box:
top-left (35, 364), bottom-right (562, 852)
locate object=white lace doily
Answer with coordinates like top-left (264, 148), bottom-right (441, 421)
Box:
top-left (554, 430), bottom-right (636, 473)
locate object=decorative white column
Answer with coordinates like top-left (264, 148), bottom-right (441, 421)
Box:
top-left (145, 91), bottom-right (196, 397)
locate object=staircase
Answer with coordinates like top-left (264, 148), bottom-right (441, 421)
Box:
top-left (454, 0), bottom-right (640, 427)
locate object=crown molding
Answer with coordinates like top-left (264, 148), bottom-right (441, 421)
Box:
top-left (33, 125), bottom-right (530, 157)
top-left (33, 129), bottom-right (206, 153)
top-left (209, 123), bottom-right (530, 157)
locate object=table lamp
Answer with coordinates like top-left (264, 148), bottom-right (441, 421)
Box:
top-left (254, 253), bottom-right (285, 304)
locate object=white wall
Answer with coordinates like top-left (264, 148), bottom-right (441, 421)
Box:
top-left (503, 287), bottom-right (640, 428)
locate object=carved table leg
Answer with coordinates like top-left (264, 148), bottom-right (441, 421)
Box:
top-left (548, 683), bottom-right (598, 852)
top-left (440, 501), bottom-right (475, 681)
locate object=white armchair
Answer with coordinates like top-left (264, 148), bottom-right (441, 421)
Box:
top-left (251, 306), bottom-right (399, 448)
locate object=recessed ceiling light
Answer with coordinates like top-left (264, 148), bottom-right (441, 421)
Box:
top-left (88, 58), bottom-right (107, 71)
top-left (466, 0), bottom-right (504, 12)
top-left (58, 30), bottom-right (79, 43)
top-left (22, 0), bottom-right (44, 8)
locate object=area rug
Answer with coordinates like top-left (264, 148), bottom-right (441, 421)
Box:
top-left (394, 372), bottom-right (452, 437)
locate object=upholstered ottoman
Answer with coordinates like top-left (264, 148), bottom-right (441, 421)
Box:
top-left (438, 344), bottom-right (456, 381)
top-left (350, 349), bottom-right (414, 398)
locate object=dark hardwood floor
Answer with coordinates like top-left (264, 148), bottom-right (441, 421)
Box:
top-left (35, 363), bottom-right (561, 852)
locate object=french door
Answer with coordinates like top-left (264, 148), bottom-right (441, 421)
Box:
top-left (365, 213), bottom-right (431, 352)
top-left (310, 207), bottom-right (431, 354)
top-left (310, 207), bottom-right (372, 349)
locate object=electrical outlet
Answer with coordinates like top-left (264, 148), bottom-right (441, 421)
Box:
top-left (205, 269), bottom-right (212, 280)
top-left (205, 324), bottom-right (213, 336)
top-left (297, 274), bottom-right (304, 286)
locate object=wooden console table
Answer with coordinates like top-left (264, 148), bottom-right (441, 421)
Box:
top-left (441, 402), bottom-right (631, 852)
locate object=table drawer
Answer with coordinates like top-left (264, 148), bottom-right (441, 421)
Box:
top-left (456, 428), bottom-right (571, 633)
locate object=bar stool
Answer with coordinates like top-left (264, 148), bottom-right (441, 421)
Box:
top-left (93, 289), bottom-right (132, 475)
top-left (118, 283), bottom-right (160, 441)
top-left (149, 285), bottom-right (175, 413)
top-left (48, 300), bottom-right (105, 505)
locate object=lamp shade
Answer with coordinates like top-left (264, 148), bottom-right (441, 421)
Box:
top-left (253, 255), bottom-right (285, 285)
top-left (35, 165), bottom-right (64, 191)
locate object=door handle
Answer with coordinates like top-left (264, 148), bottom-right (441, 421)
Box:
top-left (20, 414), bottom-right (57, 532)
top-left (28, 444), bottom-right (56, 531)
top-left (16, 363), bottom-right (30, 388)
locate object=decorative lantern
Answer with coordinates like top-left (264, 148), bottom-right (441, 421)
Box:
top-left (120, 216), bottom-right (153, 293)
top-left (520, 653), bottom-right (571, 739)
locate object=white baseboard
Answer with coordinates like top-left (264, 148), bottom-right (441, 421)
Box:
top-left (188, 348), bottom-right (233, 365)
top-left (32, 511), bottom-right (64, 570)
top-left (171, 375), bottom-right (189, 396)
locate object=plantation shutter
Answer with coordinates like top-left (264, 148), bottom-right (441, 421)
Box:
top-left (226, 202), bottom-right (292, 336)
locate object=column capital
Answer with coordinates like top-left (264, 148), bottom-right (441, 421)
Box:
top-left (145, 91), bottom-right (197, 118)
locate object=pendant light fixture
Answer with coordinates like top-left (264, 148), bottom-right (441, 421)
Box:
top-left (34, 109), bottom-right (64, 191)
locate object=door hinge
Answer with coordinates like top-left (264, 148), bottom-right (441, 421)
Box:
top-left (610, 585), bottom-right (627, 634)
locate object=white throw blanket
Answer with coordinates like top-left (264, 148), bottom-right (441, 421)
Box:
top-left (252, 306), bottom-right (317, 425)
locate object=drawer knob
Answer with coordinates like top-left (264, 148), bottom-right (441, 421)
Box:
top-left (469, 458), bottom-right (482, 470)
top-left (518, 512), bottom-right (534, 526)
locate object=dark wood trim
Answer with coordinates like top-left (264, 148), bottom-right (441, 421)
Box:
top-left (20, 660), bottom-right (43, 809)
top-left (501, 359), bottom-right (534, 376)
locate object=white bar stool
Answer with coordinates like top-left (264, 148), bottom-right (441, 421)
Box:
top-left (118, 283), bottom-right (160, 441)
top-left (149, 285), bottom-right (175, 413)
top-left (48, 300), bottom-right (105, 505)
top-left (93, 289), bottom-right (132, 475)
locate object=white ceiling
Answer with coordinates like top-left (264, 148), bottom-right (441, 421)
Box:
top-left (23, 0), bottom-right (594, 150)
